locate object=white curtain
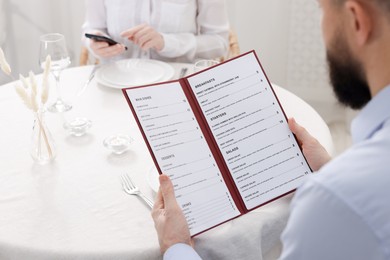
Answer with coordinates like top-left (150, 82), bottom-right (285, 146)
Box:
top-left (0, 0), bottom-right (8, 85)
top-left (0, 0), bottom-right (5, 45)
top-left (1, 0), bottom-right (85, 83)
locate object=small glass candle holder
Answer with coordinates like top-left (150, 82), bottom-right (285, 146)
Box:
top-left (64, 117), bottom-right (92, 137)
top-left (194, 60), bottom-right (220, 73)
top-left (103, 134), bottom-right (134, 154)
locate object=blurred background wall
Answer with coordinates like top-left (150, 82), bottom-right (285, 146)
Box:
top-left (0, 0), bottom-right (352, 153)
top-left (0, 0), bottom-right (84, 83)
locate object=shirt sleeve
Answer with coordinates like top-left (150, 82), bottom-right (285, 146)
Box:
top-left (82, 0), bottom-right (107, 33)
top-left (279, 179), bottom-right (385, 260)
top-left (81, 0), bottom-right (109, 58)
top-left (164, 243), bottom-right (202, 260)
top-left (158, 0), bottom-right (229, 61)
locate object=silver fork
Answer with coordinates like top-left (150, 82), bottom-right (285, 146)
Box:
top-left (179, 67), bottom-right (188, 78)
top-left (120, 174), bottom-right (154, 208)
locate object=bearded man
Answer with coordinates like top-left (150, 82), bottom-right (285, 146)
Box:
top-left (152, 0), bottom-right (390, 259)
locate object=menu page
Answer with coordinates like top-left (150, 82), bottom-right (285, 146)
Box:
top-left (187, 52), bottom-right (312, 210)
top-left (125, 82), bottom-right (240, 235)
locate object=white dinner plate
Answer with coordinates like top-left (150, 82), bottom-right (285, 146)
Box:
top-left (146, 166), bottom-right (160, 193)
top-left (96, 59), bottom-right (175, 89)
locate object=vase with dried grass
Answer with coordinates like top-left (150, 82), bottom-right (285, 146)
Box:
top-left (1, 47), bottom-right (56, 164)
top-left (30, 108), bottom-right (56, 164)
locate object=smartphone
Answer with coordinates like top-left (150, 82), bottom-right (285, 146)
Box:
top-left (85, 33), bottom-right (128, 50)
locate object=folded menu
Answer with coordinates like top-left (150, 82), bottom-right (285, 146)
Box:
top-left (122, 51), bottom-right (312, 236)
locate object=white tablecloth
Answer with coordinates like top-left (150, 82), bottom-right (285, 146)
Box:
top-left (0, 64), bottom-right (333, 260)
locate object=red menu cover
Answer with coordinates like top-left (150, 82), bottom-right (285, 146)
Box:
top-left (122, 50), bottom-right (312, 236)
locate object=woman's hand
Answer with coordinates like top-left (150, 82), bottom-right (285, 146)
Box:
top-left (88, 31), bottom-right (126, 58)
top-left (121, 24), bottom-right (164, 51)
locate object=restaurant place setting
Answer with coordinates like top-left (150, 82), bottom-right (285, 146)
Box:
top-left (96, 58), bottom-right (175, 89)
top-left (0, 31), bottom-right (333, 260)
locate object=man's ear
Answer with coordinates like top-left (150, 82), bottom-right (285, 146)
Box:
top-left (344, 0), bottom-right (373, 46)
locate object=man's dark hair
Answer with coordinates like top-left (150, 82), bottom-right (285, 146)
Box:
top-left (366, 0), bottom-right (390, 11)
top-left (335, 0), bottom-right (390, 13)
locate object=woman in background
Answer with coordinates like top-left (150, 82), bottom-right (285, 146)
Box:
top-left (82, 0), bottom-right (230, 63)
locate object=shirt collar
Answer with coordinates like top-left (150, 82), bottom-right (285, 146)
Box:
top-left (351, 85), bottom-right (390, 144)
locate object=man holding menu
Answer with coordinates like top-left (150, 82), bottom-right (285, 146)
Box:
top-left (152, 0), bottom-right (390, 259)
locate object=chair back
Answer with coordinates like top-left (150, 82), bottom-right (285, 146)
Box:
top-left (79, 46), bottom-right (99, 66)
top-left (226, 29), bottom-right (240, 60)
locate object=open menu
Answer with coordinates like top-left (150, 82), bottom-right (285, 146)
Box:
top-left (122, 51), bottom-right (312, 236)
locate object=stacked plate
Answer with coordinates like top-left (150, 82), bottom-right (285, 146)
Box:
top-left (96, 59), bottom-right (175, 89)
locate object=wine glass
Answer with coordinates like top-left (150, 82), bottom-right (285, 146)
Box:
top-left (39, 33), bottom-right (72, 113)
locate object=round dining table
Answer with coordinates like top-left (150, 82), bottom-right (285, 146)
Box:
top-left (0, 62), bottom-right (334, 260)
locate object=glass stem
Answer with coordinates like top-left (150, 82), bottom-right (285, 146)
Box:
top-left (53, 71), bottom-right (62, 102)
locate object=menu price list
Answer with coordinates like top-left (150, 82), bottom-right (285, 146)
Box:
top-left (126, 82), bottom-right (240, 235)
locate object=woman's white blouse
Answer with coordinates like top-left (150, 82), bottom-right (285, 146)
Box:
top-left (82, 0), bottom-right (230, 63)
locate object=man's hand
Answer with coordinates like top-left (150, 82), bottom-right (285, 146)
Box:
top-left (289, 118), bottom-right (332, 171)
top-left (151, 174), bottom-right (192, 254)
top-left (88, 31), bottom-right (126, 58)
top-left (121, 24), bottom-right (164, 51)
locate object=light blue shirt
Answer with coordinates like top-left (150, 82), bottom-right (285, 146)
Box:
top-left (164, 243), bottom-right (202, 260)
top-left (280, 85), bottom-right (390, 259)
top-left (164, 86), bottom-right (390, 260)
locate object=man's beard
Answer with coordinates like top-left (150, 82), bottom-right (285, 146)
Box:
top-left (326, 33), bottom-right (372, 110)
